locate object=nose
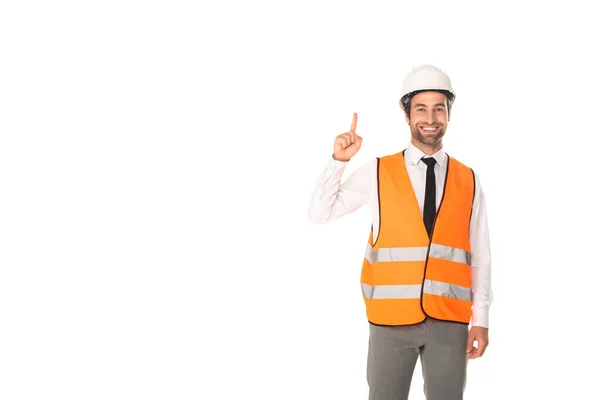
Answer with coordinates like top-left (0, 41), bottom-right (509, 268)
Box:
top-left (424, 109), bottom-right (435, 124)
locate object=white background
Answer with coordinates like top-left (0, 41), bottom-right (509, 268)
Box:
top-left (1, 1), bottom-right (599, 399)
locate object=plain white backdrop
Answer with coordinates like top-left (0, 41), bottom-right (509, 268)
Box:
top-left (1, 0), bottom-right (599, 399)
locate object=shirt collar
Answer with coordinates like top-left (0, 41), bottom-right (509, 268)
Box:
top-left (405, 142), bottom-right (446, 167)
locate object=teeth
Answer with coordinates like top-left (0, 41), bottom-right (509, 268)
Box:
top-left (422, 127), bottom-right (437, 131)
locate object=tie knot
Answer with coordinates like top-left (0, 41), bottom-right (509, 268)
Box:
top-left (421, 157), bottom-right (437, 168)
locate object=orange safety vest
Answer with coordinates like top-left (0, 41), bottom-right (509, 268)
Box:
top-left (360, 150), bottom-right (475, 326)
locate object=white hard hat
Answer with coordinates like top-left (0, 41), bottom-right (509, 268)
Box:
top-left (400, 64), bottom-right (455, 107)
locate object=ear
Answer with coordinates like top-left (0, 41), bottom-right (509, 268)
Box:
top-left (400, 100), bottom-right (411, 124)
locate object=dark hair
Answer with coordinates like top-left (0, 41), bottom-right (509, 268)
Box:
top-left (400, 89), bottom-right (455, 115)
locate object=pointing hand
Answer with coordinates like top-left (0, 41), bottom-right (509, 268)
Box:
top-left (333, 112), bottom-right (363, 162)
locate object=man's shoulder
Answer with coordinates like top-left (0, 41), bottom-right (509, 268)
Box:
top-left (446, 154), bottom-right (483, 188)
top-left (377, 149), bottom-right (406, 162)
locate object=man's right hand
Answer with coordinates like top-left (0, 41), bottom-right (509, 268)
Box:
top-left (333, 112), bottom-right (363, 162)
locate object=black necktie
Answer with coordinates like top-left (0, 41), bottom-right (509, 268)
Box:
top-left (421, 157), bottom-right (437, 238)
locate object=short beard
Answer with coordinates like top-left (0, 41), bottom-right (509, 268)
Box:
top-left (410, 123), bottom-right (445, 146)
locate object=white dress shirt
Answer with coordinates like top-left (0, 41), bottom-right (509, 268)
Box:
top-left (308, 142), bottom-right (493, 328)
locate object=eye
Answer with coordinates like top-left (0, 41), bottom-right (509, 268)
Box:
top-left (435, 108), bottom-right (444, 112)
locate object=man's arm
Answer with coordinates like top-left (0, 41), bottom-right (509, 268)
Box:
top-left (307, 157), bottom-right (375, 224)
top-left (470, 172), bottom-right (493, 328)
top-left (467, 172), bottom-right (493, 359)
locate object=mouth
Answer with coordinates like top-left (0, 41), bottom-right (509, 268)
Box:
top-left (419, 125), bottom-right (441, 134)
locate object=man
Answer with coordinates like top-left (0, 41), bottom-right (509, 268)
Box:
top-left (307, 65), bottom-right (492, 400)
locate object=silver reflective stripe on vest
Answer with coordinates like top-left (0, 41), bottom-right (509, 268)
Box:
top-left (362, 281), bottom-right (472, 301)
top-left (364, 244), bottom-right (428, 264)
top-left (428, 243), bottom-right (471, 265)
top-left (361, 283), bottom-right (421, 299)
top-left (365, 243), bottom-right (471, 265)
top-left (423, 279), bottom-right (472, 301)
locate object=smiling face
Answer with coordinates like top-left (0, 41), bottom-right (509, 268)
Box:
top-left (404, 91), bottom-right (450, 154)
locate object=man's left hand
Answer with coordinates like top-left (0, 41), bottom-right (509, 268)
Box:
top-left (466, 326), bottom-right (489, 359)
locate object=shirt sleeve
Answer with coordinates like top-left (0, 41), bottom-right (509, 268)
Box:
top-left (469, 172), bottom-right (493, 328)
top-left (307, 156), bottom-right (375, 224)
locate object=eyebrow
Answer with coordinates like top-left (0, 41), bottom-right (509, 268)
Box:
top-left (413, 103), bottom-right (447, 108)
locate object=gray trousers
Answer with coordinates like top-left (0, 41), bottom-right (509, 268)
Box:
top-left (366, 317), bottom-right (468, 400)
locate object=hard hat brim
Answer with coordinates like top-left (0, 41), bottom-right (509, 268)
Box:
top-left (400, 89), bottom-right (455, 111)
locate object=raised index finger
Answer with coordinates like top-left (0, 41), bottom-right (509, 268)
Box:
top-left (350, 112), bottom-right (357, 133)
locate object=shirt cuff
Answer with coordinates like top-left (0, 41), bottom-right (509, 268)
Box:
top-left (471, 306), bottom-right (489, 329)
top-left (328, 155), bottom-right (349, 173)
